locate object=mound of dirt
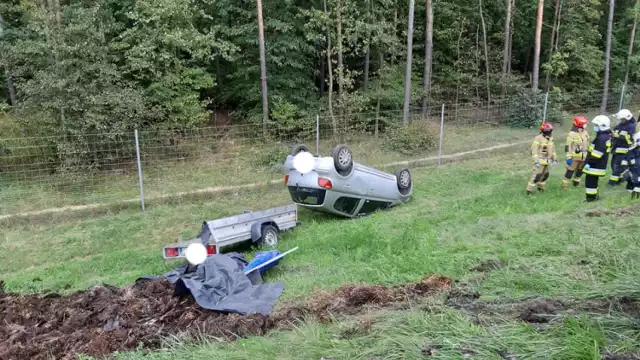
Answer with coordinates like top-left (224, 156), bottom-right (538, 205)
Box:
top-left (0, 275), bottom-right (452, 360)
top-left (518, 300), bottom-right (562, 323)
top-left (585, 204), bottom-right (640, 217)
top-left (471, 259), bottom-right (505, 273)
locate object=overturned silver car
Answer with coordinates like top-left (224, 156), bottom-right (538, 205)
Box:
top-left (283, 144), bottom-right (413, 218)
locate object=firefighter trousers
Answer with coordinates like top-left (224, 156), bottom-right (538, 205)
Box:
top-left (527, 164), bottom-right (550, 192)
top-left (562, 159), bottom-right (586, 189)
top-left (585, 175), bottom-right (601, 201)
top-left (609, 153), bottom-right (628, 184)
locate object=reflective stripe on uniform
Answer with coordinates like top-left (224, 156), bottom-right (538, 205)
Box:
top-left (631, 159), bottom-right (637, 165)
top-left (634, 187), bottom-right (640, 192)
top-left (590, 149), bottom-right (604, 158)
top-left (584, 167), bottom-right (606, 176)
top-left (586, 187), bottom-right (599, 195)
top-left (610, 175), bottom-right (620, 181)
top-left (621, 160), bottom-right (629, 166)
top-left (616, 148), bottom-right (629, 154)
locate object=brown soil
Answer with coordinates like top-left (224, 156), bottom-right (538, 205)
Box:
top-left (585, 204), bottom-right (640, 217)
top-left (0, 275), bottom-right (452, 360)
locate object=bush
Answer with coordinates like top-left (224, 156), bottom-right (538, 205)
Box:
top-left (382, 121), bottom-right (438, 155)
top-left (505, 89), bottom-right (567, 128)
top-left (255, 145), bottom-right (290, 170)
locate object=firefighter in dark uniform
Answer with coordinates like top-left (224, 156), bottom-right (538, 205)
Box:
top-left (608, 109), bottom-right (636, 186)
top-left (584, 115), bottom-right (613, 202)
top-left (623, 132), bottom-right (640, 199)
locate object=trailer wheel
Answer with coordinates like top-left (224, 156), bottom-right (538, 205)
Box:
top-left (291, 144), bottom-right (310, 156)
top-left (260, 225), bottom-right (279, 247)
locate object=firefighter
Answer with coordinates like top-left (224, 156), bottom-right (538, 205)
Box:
top-left (623, 132), bottom-right (640, 199)
top-left (608, 109), bottom-right (637, 186)
top-left (562, 115), bottom-right (590, 190)
top-left (527, 122), bottom-right (557, 195)
top-left (584, 115), bottom-right (613, 202)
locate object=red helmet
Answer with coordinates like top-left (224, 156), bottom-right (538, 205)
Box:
top-left (573, 116), bottom-right (588, 129)
top-left (540, 122), bottom-right (553, 133)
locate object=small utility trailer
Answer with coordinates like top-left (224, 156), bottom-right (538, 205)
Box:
top-left (163, 204), bottom-right (300, 260)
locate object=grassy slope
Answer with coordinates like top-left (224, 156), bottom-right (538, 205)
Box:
top-left (3, 140), bottom-right (640, 359)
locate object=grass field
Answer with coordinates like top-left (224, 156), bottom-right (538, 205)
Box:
top-left (3, 135), bottom-right (640, 359)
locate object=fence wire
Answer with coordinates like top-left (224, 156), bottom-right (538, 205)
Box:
top-left (1, 89), bottom-right (640, 216)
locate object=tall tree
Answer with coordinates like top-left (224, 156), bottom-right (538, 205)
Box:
top-left (544, 0), bottom-right (561, 90)
top-left (363, 0), bottom-right (371, 90)
top-left (256, 0), bottom-right (269, 132)
top-left (501, 0), bottom-right (513, 96)
top-left (601, 0), bottom-right (615, 113)
top-left (403, 0), bottom-right (416, 124)
top-left (479, 0), bottom-right (490, 102)
top-left (532, 0), bottom-right (544, 90)
top-left (623, 0), bottom-right (639, 91)
top-left (0, 11), bottom-right (17, 106)
top-left (422, 0), bottom-right (433, 116)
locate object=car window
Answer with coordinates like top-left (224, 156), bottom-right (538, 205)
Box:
top-left (333, 197), bottom-right (361, 215)
top-left (288, 187), bottom-right (326, 205)
top-left (357, 200), bottom-right (392, 215)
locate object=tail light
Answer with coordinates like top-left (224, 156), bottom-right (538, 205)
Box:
top-left (318, 177), bottom-right (332, 189)
top-left (164, 248), bottom-right (178, 257)
top-left (207, 244), bottom-right (216, 255)
top-left (284, 175), bottom-right (289, 184)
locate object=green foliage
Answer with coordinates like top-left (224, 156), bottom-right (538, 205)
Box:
top-left (382, 121), bottom-right (437, 154)
top-left (506, 89), bottom-right (567, 129)
top-left (254, 144), bottom-right (289, 168)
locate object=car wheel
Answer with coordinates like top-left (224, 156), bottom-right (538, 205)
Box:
top-left (332, 144), bottom-right (353, 174)
top-left (291, 144), bottom-right (310, 156)
top-left (260, 225), bottom-right (279, 247)
top-left (395, 168), bottom-right (412, 195)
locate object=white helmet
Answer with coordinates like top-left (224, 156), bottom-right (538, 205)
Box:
top-left (615, 109), bottom-right (633, 121)
top-left (592, 115), bottom-right (611, 131)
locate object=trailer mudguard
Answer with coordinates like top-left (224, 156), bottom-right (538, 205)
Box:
top-left (251, 220), bottom-right (279, 242)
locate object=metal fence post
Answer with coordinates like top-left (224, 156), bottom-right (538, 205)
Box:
top-left (316, 115), bottom-right (320, 156)
top-left (438, 104), bottom-right (444, 167)
top-left (542, 92), bottom-right (549, 123)
top-left (134, 129), bottom-right (145, 212)
top-left (619, 83), bottom-right (626, 111)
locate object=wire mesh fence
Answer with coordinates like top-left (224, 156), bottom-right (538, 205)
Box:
top-left (1, 88), bottom-right (640, 217)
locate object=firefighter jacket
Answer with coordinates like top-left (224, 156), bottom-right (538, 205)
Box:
top-left (531, 133), bottom-right (557, 166)
top-left (584, 130), bottom-right (613, 177)
top-left (612, 119), bottom-right (636, 154)
top-left (625, 145), bottom-right (640, 186)
top-left (565, 127), bottom-right (590, 161)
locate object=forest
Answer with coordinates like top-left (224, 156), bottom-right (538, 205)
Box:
top-left (0, 0), bottom-right (639, 139)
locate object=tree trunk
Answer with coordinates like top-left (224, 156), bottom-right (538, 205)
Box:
top-left (532, 0), bottom-right (544, 90)
top-left (0, 12), bottom-right (17, 106)
top-left (501, 0), bottom-right (512, 97)
top-left (54, 0), bottom-right (62, 27)
top-left (475, 25), bottom-right (480, 99)
top-left (544, 0), bottom-right (560, 91)
top-left (479, 0), bottom-right (490, 103)
top-left (507, 0), bottom-right (515, 74)
top-left (256, 0), bottom-right (269, 133)
top-left (392, 2), bottom-right (398, 65)
top-left (601, 0), bottom-right (615, 113)
top-left (319, 53), bottom-right (325, 96)
top-left (324, 0), bottom-right (336, 135)
top-left (422, 0), bottom-right (433, 117)
top-left (363, 0), bottom-right (371, 90)
top-left (337, 0), bottom-right (343, 105)
top-left (403, 0), bottom-right (416, 124)
top-left (376, 50), bottom-right (383, 137)
top-left (455, 16), bottom-right (465, 123)
top-left (623, 0), bottom-right (639, 88)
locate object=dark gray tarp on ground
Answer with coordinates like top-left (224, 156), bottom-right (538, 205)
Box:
top-left (139, 252), bottom-right (284, 316)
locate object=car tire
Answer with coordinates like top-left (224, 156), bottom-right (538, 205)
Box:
top-left (395, 168), bottom-right (412, 195)
top-left (291, 144), bottom-right (310, 156)
top-left (332, 144), bottom-right (353, 174)
top-left (260, 224), bottom-right (279, 247)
